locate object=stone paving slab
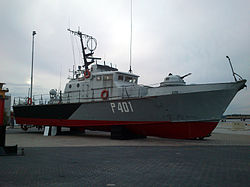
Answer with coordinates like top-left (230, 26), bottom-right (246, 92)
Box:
top-left (0, 146), bottom-right (249, 186)
top-left (1, 128), bottom-right (250, 186)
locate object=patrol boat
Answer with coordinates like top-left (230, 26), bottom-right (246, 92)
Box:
top-left (13, 29), bottom-right (247, 139)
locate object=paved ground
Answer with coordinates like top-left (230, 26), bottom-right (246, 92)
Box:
top-left (5, 126), bottom-right (250, 147)
top-left (1, 126), bottom-right (250, 186)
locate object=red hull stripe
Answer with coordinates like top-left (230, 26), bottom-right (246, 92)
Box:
top-left (15, 117), bottom-right (173, 126)
top-left (15, 117), bottom-right (218, 139)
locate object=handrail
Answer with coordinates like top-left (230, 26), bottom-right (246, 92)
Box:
top-left (13, 84), bottom-right (148, 106)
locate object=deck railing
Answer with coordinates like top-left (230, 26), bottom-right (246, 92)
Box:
top-left (13, 85), bottom-right (148, 106)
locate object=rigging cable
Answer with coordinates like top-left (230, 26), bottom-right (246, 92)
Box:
top-left (74, 36), bottom-right (82, 66)
top-left (69, 33), bottom-right (76, 72)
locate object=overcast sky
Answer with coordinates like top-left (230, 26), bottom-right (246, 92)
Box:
top-left (0, 0), bottom-right (249, 114)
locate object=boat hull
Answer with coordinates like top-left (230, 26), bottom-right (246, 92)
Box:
top-left (13, 80), bottom-right (246, 139)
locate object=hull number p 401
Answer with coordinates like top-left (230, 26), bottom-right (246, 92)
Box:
top-left (110, 101), bottom-right (134, 113)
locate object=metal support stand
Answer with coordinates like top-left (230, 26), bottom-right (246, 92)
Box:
top-left (43, 126), bottom-right (57, 136)
top-left (111, 126), bottom-right (146, 140)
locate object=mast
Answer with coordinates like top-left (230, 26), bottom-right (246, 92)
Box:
top-left (68, 29), bottom-right (100, 72)
top-left (79, 32), bottom-right (88, 71)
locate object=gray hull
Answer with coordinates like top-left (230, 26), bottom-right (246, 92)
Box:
top-left (69, 80), bottom-right (246, 122)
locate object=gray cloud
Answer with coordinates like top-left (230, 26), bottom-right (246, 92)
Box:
top-left (0, 0), bottom-right (249, 114)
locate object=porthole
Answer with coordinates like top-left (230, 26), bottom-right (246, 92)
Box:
top-left (77, 83), bottom-right (80, 88)
top-left (69, 84), bottom-right (72, 89)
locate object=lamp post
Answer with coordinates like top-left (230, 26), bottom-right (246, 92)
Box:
top-left (30, 31), bottom-right (36, 104)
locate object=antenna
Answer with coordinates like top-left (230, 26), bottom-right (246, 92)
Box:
top-left (59, 65), bottom-right (62, 91)
top-left (129, 0), bottom-right (133, 73)
top-left (27, 88), bottom-right (30, 98)
top-left (68, 19), bottom-right (76, 78)
top-left (69, 29), bottom-right (76, 75)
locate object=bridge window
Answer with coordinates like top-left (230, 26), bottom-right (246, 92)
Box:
top-left (124, 76), bottom-right (137, 83)
top-left (96, 75), bottom-right (102, 81)
top-left (103, 74), bottom-right (113, 81)
top-left (125, 76), bottom-right (133, 83)
top-left (118, 75), bottom-right (124, 81)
